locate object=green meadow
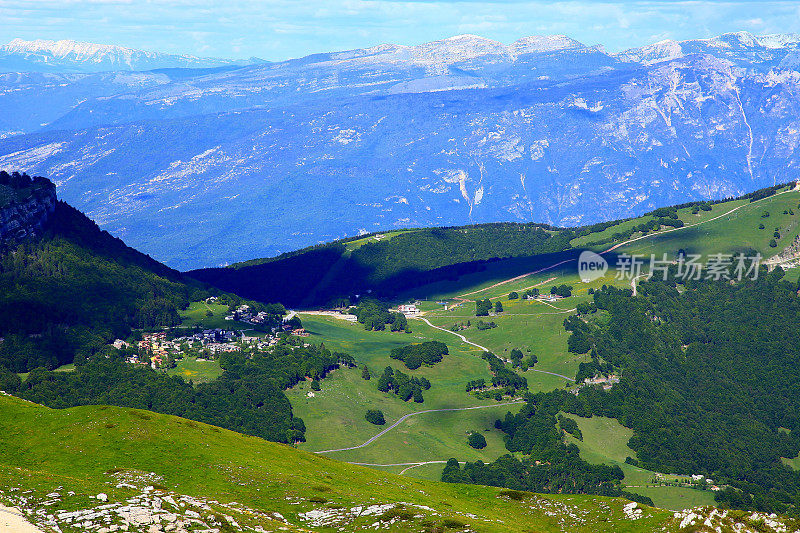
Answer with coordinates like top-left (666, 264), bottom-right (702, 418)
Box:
top-left (166, 355), bottom-right (224, 384)
top-left (179, 301), bottom-right (259, 332)
top-left (616, 189), bottom-right (800, 258)
top-left (0, 394), bottom-right (675, 532)
top-left (287, 315), bottom-right (522, 475)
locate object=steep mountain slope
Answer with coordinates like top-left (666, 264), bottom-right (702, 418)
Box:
top-left (0, 70), bottom-right (173, 136)
top-left (616, 32), bottom-right (800, 67)
top-left (0, 173), bottom-right (206, 372)
top-left (0, 174), bottom-right (322, 445)
top-left (3, 33), bottom-right (800, 268)
top-left (0, 38), bottom-right (256, 73)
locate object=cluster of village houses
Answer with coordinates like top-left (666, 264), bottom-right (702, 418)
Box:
top-left (652, 473), bottom-right (722, 492)
top-left (224, 304), bottom-right (277, 325)
top-left (115, 304), bottom-right (309, 369)
top-left (576, 373), bottom-right (620, 392)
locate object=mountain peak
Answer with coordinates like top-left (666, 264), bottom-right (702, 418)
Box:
top-left (3, 38), bottom-right (138, 60)
top-left (617, 32), bottom-right (800, 66)
top-left (0, 38), bottom-right (248, 73)
top-left (510, 35), bottom-right (586, 54)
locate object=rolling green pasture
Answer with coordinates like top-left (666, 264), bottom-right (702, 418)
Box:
top-left (0, 394), bottom-right (675, 532)
top-left (17, 362), bottom-right (75, 381)
top-left (395, 256), bottom-right (572, 302)
top-left (179, 301), bottom-right (257, 332)
top-left (618, 190), bottom-right (800, 259)
top-left (570, 198), bottom-right (751, 248)
top-left (287, 315), bottom-right (521, 474)
top-left (423, 298), bottom-right (583, 384)
top-left (783, 452), bottom-right (800, 471)
top-left (179, 301), bottom-right (230, 328)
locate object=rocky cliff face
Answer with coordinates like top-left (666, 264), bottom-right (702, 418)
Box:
top-left (0, 178), bottom-right (56, 243)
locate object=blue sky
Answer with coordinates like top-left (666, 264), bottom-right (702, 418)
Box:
top-left (3, 1), bottom-right (800, 60)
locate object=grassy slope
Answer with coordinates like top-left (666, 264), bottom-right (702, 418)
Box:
top-left (286, 315), bottom-right (522, 478)
top-left (283, 192), bottom-right (800, 501)
top-left (783, 453), bottom-right (800, 471)
top-left (0, 394), bottom-right (673, 532)
top-left (285, 272), bottom-right (622, 482)
top-left (166, 355), bottom-right (224, 384)
top-left (569, 200), bottom-right (750, 248)
top-left (616, 192), bottom-right (800, 258)
top-left (179, 301), bottom-right (260, 332)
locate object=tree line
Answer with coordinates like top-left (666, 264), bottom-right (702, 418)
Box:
top-left (10, 339), bottom-right (354, 444)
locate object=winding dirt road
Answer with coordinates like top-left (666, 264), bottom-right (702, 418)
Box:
top-left (315, 401), bottom-right (524, 454)
top-left (413, 317), bottom-right (573, 381)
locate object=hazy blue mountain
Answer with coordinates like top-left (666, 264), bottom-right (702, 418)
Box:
top-left (1, 32), bottom-right (799, 269)
top-left (0, 39), bottom-right (259, 74)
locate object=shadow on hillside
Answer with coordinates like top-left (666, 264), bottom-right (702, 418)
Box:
top-left (187, 248), bottom-right (621, 308)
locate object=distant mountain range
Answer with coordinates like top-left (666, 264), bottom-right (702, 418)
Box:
top-left (2, 32), bottom-right (800, 269)
top-left (0, 38), bottom-right (261, 73)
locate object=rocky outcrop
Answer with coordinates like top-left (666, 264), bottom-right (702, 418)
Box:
top-left (765, 233), bottom-right (800, 270)
top-left (0, 176), bottom-right (56, 244)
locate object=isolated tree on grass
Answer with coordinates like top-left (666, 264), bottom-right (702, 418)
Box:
top-left (365, 409), bottom-right (385, 425)
top-left (467, 432), bottom-right (487, 449)
top-left (361, 365), bottom-right (371, 380)
top-left (494, 301), bottom-right (503, 313)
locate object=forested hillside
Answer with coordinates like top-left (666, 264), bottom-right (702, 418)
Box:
top-left (446, 268), bottom-right (800, 516)
top-left (189, 184), bottom-right (789, 308)
top-left (0, 199), bottom-right (205, 372)
top-left (582, 272), bottom-right (800, 513)
top-left (13, 342), bottom-right (353, 443)
top-left (189, 222), bottom-right (602, 306)
top-left (0, 175), bottom-right (342, 445)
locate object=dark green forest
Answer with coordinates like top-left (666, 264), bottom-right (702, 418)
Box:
top-left (573, 272), bottom-right (800, 514)
top-left (189, 223), bottom-right (576, 306)
top-left (351, 299), bottom-right (409, 332)
top-left (0, 200), bottom-right (206, 372)
top-left (376, 365), bottom-right (431, 402)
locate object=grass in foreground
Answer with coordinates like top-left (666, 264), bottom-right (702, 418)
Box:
top-left (0, 394), bottom-right (678, 532)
